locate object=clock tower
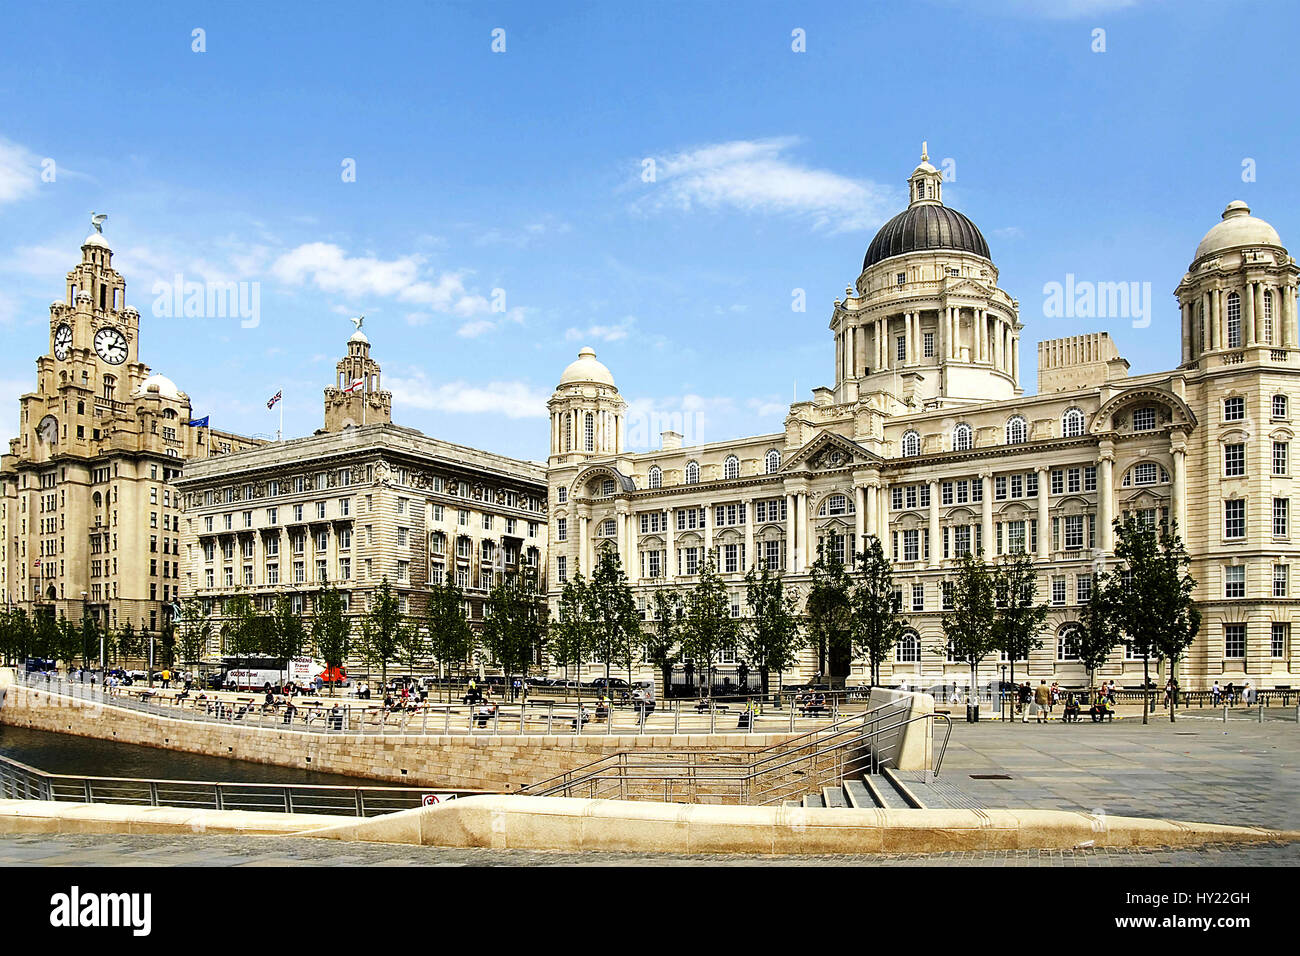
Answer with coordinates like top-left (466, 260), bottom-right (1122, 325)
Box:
top-left (0, 220), bottom-right (261, 638)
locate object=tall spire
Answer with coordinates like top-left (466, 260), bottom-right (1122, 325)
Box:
top-left (920, 141), bottom-right (928, 162)
top-left (908, 141), bottom-right (943, 206)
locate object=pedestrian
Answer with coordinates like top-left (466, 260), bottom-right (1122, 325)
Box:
top-left (1225, 681), bottom-right (1236, 706)
top-left (1243, 682), bottom-right (1255, 707)
top-left (1211, 681), bottom-right (1221, 706)
top-left (1033, 680), bottom-right (1050, 724)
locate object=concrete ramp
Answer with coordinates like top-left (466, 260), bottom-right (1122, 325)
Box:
top-left (299, 794), bottom-right (1297, 855)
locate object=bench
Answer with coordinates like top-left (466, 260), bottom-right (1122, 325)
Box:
top-left (694, 702), bottom-right (729, 713)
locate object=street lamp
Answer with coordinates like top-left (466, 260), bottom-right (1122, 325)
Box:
top-left (1001, 664), bottom-right (1007, 723)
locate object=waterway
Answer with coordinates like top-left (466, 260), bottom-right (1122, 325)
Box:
top-left (0, 725), bottom-right (382, 786)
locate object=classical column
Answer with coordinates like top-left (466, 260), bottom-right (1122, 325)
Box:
top-left (878, 317), bottom-right (889, 371)
top-left (980, 473), bottom-right (993, 557)
top-left (578, 514), bottom-right (589, 576)
top-left (928, 480), bottom-right (940, 569)
top-left (785, 493), bottom-right (796, 573)
top-left (1036, 467), bottom-right (1050, 560)
top-left (1171, 441), bottom-right (1187, 535)
top-left (743, 498), bottom-right (754, 570)
top-left (1180, 301), bottom-right (1192, 365)
top-left (703, 502), bottom-right (713, 563)
top-left (1213, 289), bottom-right (1224, 350)
top-left (1098, 447), bottom-right (1114, 553)
top-left (616, 508), bottom-right (629, 574)
top-left (865, 482), bottom-right (878, 537)
top-left (799, 491), bottom-right (811, 571)
top-left (904, 313), bottom-right (913, 366)
top-left (855, 486), bottom-right (866, 543)
top-left (665, 507), bottom-right (675, 581)
top-left (1246, 281), bottom-right (1257, 346)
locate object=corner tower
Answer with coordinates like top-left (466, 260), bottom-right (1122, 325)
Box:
top-left (548, 347), bottom-right (626, 463)
top-left (1174, 201), bottom-right (1298, 368)
top-left (323, 319), bottom-right (392, 431)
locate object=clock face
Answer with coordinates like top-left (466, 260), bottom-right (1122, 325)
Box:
top-left (37, 414), bottom-right (58, 445)
top-left (94, 327), bottom-right (128, 365)
top-left (53, 323), bottom-right (72, 360)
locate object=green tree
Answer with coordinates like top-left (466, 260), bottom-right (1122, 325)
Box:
top-left (742, 563), bottom-right (803, 700)
top-left (79, 612), bottom-right (101, 669)
top-left (550, 573), bottom-right (592, 699)
top-left (645, 587), bottom-right (684, 696)
top-left (220, 593), bottom-right (258, 660)
top-left (312, 582), bottom-right (352, 696)
top-left (54, 617), bottom-right (81, 671)
top-left (363, 577), bottom-right (403, 688)
top-left (158, 612), bottom-right (177, 670)
top-left (941, 551), bottom-right (998, 712)
top-left (850, 536), bottom-right (906, 687)
top-left (1111, 516), bottom-right (1201, 723)
top-left (425, 580), bottom-right (474, 701)
top-left (992, 550), bottom-right (1048, 695)
top-left (1076, 572), bottom-right (1122, 689)
top-left (116, 620), bottom-right (139, 664)
top-left (270, 596), bottom-right (307, 683)
top-left (805, 545), bottom-right (854, 680)
top-left (176, 599), bottom-right (213, 670)
top-left (586, 547), bottom-right (640, 687)
top-left (681, 557), bottom-right (738, 697)
top-left (480, 567), bottom-right (547, 692)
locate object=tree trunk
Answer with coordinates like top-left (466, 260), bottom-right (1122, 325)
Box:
top-left (1169, 660), bottom-right (1176, 723)
top-left (1142, 654), bottom-right (1150, 725)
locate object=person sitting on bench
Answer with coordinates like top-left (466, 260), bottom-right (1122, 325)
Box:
top-left (1062, 693), bottom-right (1081, 723)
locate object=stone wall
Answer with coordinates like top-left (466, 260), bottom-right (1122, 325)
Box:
top-left (0, 674), bottom-right (789, 791)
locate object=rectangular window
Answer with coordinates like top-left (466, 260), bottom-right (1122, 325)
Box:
top-left (1224, 499), bottom-right (1246, 539)
top-left (1273, 395), bottom-right (1289, 420)
top-left (1063, 515), bottom-right (1084, 551)
top-left (1274, 441), bottom-right (1289, 477)
top-left (912, 583), bottom-right (924, 612)
top-left (556, 556), bottom-right (567, 583)
top-left (1224, 624), bottom-right (1246, 659)
top-left (903, 530), bottom-right (919, 562)
top-left (1225, 564), bottom-right (1245, 599)
top-left (941, 481), bottom-right (953, 506)
top-left (1051, 576), bottom-right (1066, 606)
top-left (1067, 468), bottom-right (1081, 494)
top-left (1274, 497), bottom-right (1289, 537)
top-left (1224, 397), bottom-right (1245, 422)
top-left (1076, 573), bottom-right (1093, 605)
top-left (1050, 469), bottom-right (1064, 495)
top-left (1224, 443), bottom-right (1245, 477)
top-left (556, 517), bottom-right (567, 541)
top-left (995, 476), bottom-right (1007, 500)
top-left (1273, 564), bottom-right (1289, 598)
top-left (923, 331), bottom-right (934, 358)
top-left (896, 335), bottom-right (906, 362)
top-left (1272, 623), bottom-right (1288, 658)
top-left (1010, 474), bottom-right (1023, 499)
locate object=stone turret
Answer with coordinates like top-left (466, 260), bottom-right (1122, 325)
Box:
top-left (323, 323), bottom-right (392, 431)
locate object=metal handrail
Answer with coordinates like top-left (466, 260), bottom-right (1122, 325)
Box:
top-left (0, 752), bottom-right (476, 817)
top-left (523, 705), bottom-right (949, 805)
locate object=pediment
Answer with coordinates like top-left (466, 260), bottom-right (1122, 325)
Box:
top-left (780, 430), bottom-right (882, 474)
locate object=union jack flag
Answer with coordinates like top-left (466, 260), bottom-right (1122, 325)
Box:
top-left (266, 390), bottom-right (282, 409)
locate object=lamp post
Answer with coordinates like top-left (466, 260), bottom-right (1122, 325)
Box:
top-left (144, 616), bottom-right (154, 688)
top-left (1001, 664), bottom-right (1007, 723)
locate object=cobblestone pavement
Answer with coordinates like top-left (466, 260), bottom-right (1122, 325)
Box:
top-left (939, 712), bottom-right (1300, 830)
top-left (0, 832), bottom-right (1296, 866)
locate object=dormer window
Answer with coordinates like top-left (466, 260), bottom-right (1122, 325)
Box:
top-left (1132, 406), bottom-right (1157, 432)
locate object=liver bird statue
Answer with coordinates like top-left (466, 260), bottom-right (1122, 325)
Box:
top-left (90, 212), bottom-right (107, 234)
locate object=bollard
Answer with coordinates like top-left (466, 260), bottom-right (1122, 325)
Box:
top-left (709, 700), bottom-right (716, 735)
top-left (1259, 701), bottom-right (1264, 724)
top-left (674, 699), bottom-right (680, 735)
top-left (1223, 705), bottom-right (1228, 723)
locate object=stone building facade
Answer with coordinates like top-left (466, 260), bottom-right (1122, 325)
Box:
top-left (0, 227), bottom-right (259, 632)
top-left (545, 149), bottom-right (1300, 690)
top-left (174, 326), bottom-right (547, 641)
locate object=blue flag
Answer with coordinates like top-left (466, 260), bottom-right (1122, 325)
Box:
top-left (185, 416), bottom-right (209, 428)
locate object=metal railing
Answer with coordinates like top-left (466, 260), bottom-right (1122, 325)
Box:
top-left (519, 700), bottom-right (952, 806)
top-left (9, 671), bottom-right (847, 739)
top-left (0, 752), bottom-right (464, 817)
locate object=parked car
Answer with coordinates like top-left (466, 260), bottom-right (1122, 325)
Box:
top-left (24, 658), bottom-right (57, 674)
top-left (586, 677), bottom-right (630, 690)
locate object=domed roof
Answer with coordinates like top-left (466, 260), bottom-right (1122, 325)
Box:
top-left (349, 329), bottom-right (369, 344)
top-left (132, 373), bottom-right (186, 402)
top-left (559, 347), bottom-right (615, 387)
top-left (82, 232), bottom-right (110, 249)
top-left (864, 203), bottom-right (990, 270)
top-left (1194, 201), bottom-right (1283, 261)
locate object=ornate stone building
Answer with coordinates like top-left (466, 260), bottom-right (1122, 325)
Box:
top-left (546, 148), bottom-right (1299, 690)
top-left (174, 326), bottom-right (547, 640)
top-left (0, 226), bottom-right (259, 631)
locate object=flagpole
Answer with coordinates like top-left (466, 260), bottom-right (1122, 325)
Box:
top-left (278, 387), bottom-right (284, 442)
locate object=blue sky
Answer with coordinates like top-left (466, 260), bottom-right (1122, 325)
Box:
top-left (2, 0), bottom-right (1297, 460)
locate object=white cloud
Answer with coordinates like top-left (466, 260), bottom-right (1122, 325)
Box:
top-left (475, 218), bottom-right (572, 248)
top-left (0, 138), bottom-right (41, 205)
top-left (565, 316), bottom-right (636, 343)
top-left (635, 137), bottom-right (896, 233)
top-left (270, 242), bottom-right (520, 330)
top-left (387, 370), bottom-right (549, 419)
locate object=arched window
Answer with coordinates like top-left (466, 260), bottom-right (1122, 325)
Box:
top-left (1005, 416), bottom-right (1027, 445)
top-left (723, 455), bottom-right (739, 480)
top-left (584, 413), bottom-right (594, 452)
top-left (1061, 407), bottom-right (1085, 438)
top-left (895, 631), bottom-right (920, 663)
top-left (1056, 624), bottom-right (1081, 662)
top-left (685, 461), bottom-right (699, 484)
top-left (1263, 289), bottom-right (1274, 344)
top-left (765, 449), bottom-right (781, 473)
top-left (1226, 292), bottom-right (1242, 348)
top-left (648, 466), bottom-right (662, 489)
top-left (902, 430), bottom-right (921, 457)
top-left (102, 375), bottom-right (116, 401)
top-left (952, 423), bottom-right (972, 451)
top-left (1122, 462), bottom-right (1169, 487)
